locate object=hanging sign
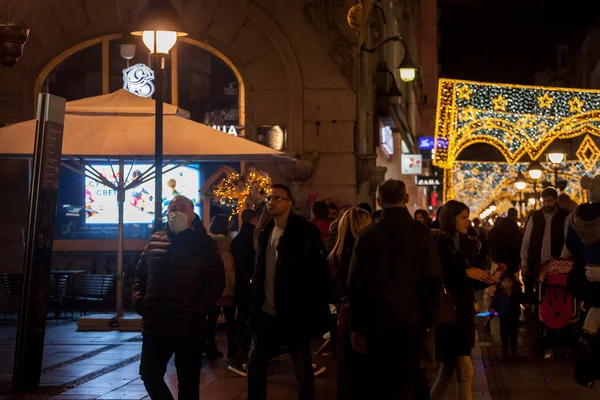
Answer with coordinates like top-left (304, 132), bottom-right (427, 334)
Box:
top-left (401, 154), bottom-right (422, 175)
top-left (416, 175), bottom-right (441, 186)
top-left (123, 63), bottom-right (155, 98)
top-left (418, 137), bottom-right (435, 150)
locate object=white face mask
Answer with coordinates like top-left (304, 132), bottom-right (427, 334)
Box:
top-left (168, 211), bottom-right (190, 233)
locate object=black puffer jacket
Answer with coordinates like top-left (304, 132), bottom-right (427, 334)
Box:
top-left (132, 215), bottom-right (225, 338)
top-left (250, 213), bottom-right (331, 346)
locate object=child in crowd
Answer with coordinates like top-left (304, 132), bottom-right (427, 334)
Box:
top-left (490, 271), bottom-right (523, 356)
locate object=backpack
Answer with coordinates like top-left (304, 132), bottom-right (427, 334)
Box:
top-left (540, 274), bottom-right (573, 329)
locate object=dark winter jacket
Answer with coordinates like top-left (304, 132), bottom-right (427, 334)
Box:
top-left (488, 217), bottom-right (522, 272)
top-left (490, 285), bottom-right (523, 318)
top-left (348, 207), bottom-right (443, 339)
top-left (434, 231), bottom-right (488, 354)
top-left (132, 215), bottom-right (225, 338)
top-left (250, 213), bottom-right (331, 345)
top-left (566, 203), bottom-right (600, 307)
top-left (231, 222), bottom-right (256, 300)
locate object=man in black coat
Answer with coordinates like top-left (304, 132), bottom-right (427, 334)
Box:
top-left (132, 196), bottom-right (225, 400)
top-left (247, 184), bottom-right (331, 400)
top-left (348, 179), bottom-right (443, 399)
top-left (488, 207), bottom-right (522, 273)
top-left (229, 208), bottom-right (257, 375)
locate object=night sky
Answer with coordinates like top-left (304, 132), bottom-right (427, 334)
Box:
top-left (439, 0), bottom-right (600, 85)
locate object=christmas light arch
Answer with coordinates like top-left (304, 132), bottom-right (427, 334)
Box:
top-left (434, 79), bottom-right (600, 168)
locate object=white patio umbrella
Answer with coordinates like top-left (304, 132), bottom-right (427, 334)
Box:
top-left (0, 89), bottom-right (289, 320)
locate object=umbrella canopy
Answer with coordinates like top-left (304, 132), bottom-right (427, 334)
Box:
top-left (0, 90), bottom-right (288, 161)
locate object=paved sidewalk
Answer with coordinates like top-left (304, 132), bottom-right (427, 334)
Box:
top-left (1, 311), bottom-right (598, 399)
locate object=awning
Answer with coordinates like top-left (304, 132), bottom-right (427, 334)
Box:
top-left (0, 90), bottom-right (289, 162)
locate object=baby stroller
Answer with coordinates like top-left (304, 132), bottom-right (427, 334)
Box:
top-left (538, 258), bottom-right (580, 358)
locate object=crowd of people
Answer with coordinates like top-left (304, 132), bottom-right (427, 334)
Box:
top-left (130, 173), bottom-right (600, 399)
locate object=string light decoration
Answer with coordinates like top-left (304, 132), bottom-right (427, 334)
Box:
top-left (212, 168), bottom-right (271, 218)
top-left (445, 161), bottom-right (599, 216)
top-left (576, 134), bottom-right (600, 171)
top-left (434, 79), bottom-right (600, 168)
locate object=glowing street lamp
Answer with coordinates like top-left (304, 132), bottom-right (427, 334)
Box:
top-left (527, 160), bottom-right (544, 181)
top-left (548, 152), bottom-right (565, 165)
top-left (132, 0), bottom-right (187, 233)
top-left (362, 36), bottom-right (419, 83)
top-left (514, 172), bottom-right (527, 191)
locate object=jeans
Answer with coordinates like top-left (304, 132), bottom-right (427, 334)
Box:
top-left (206, 305), bottom-right (236, 356)
top-left (430, 356), bottom-right (474, 400)
top-left (247, 312), bottom-right (315, 400)
top-left (139, 334), bottom-right (202, 400)
top-left (500, 316), bottom-right (519, 354)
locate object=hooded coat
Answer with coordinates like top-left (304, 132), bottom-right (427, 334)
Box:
top-left (566, 202), bottom-right (600, 307)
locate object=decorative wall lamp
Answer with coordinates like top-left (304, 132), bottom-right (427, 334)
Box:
top-left (0, 0), bottom-right (29, 67)
top-left (362, 36), bottom-right (419, 82)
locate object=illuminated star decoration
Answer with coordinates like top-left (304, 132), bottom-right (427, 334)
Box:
top-left (457, 85), bottom-right (473, 100)
top-left (537, 93), bottom-right (554, 109)
top-left (517, 117), bottom-right (533, 130)
top-left (460, 106), bottom-right (477, 122)
top-left (433, 79), bottom-right (600, 169)
top-left (568, 96), bottom-right (584, 113)
top-left (536, 121), bottom-right (549, 134)
top-left (492, 95), bottom-right (508, 111)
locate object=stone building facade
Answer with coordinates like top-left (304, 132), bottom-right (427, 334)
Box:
top-left (0, 0), bottom-right (438, 279)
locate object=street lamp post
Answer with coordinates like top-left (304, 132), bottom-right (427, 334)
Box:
top-left (526, 160), bottom-right (543, 209)
top-left (132, 0), bottom-right (187, 232)
top-left (514, 172), bottom-right (527, 220)
top-left (362, 36), bottom-right (419, 83)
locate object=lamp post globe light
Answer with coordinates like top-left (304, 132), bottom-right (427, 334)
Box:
top-left (514, 172), bottom-right (527, 219)
top-left (398, 51), bottom-right (418, 83)
top-left (132, 0), bottom-right (187, 232)
top-left (548, 152), bottom-right (565, 165)
top-left (526, 159), bottom-right (544, 181)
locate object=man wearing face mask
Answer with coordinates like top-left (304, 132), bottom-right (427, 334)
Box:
top-left (133, 196), bottom-right (225, 400)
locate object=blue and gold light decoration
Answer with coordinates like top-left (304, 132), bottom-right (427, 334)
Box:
top-left (434, 79), bottom-right (600, 168)
top-left (446, 161), bottom-right (599, 217)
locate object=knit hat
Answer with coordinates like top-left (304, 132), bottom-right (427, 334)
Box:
top-left (581, 175), bottom-right (600, 203)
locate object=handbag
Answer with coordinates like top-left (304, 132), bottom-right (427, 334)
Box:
top-left (436, 284), bottom-right (457, 325)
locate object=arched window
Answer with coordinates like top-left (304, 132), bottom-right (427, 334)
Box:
top-left (38, 35), bottom-right (244, 130)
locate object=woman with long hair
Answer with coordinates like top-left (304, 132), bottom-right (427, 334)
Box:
top-left (328, 207), bottom-right (371, 400)
top-left (431, 201), bottom-right (496, 400)
top-left (206, 214), bottom-right (237, 360)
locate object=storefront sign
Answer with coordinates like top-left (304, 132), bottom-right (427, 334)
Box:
top-left (212, 125), bottom-right (239, 136)
top-left (401, 154), bottom-right (422, 175)
top-left (123, 63), bottom-right (155, 98)
top-left (418, 137), bottom-right (435, 150)
top-left (416, 175), bottom-right (441, 186)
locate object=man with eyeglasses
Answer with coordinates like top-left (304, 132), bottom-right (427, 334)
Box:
top-left (247, 184), bottom-right (331, 400)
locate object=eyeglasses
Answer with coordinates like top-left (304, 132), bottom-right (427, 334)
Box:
top-left (265, 196), bottom-right (290, 203)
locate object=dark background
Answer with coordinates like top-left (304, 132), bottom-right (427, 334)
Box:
top-left (439, 0), bottom-right (600, 84)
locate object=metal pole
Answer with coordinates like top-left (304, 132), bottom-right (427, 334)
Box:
top-left (519, 191), bottom-right (523, 220)
top-left (116, 156), bottom-right (125, 318)
top-left (154, 52), bottom-right (163, 232)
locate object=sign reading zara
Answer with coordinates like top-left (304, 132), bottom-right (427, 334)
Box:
top-left (401, 154), bottom-right (422, 175)
top-left (416, 175), bottom-right (441, 186)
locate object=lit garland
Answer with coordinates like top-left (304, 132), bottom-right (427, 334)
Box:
top-left (434, 79), bottom-right (600, 168)
top-left (445, 161), bottom-right (599, 217)
top-left (212, 168), bottom-right (271, 218)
